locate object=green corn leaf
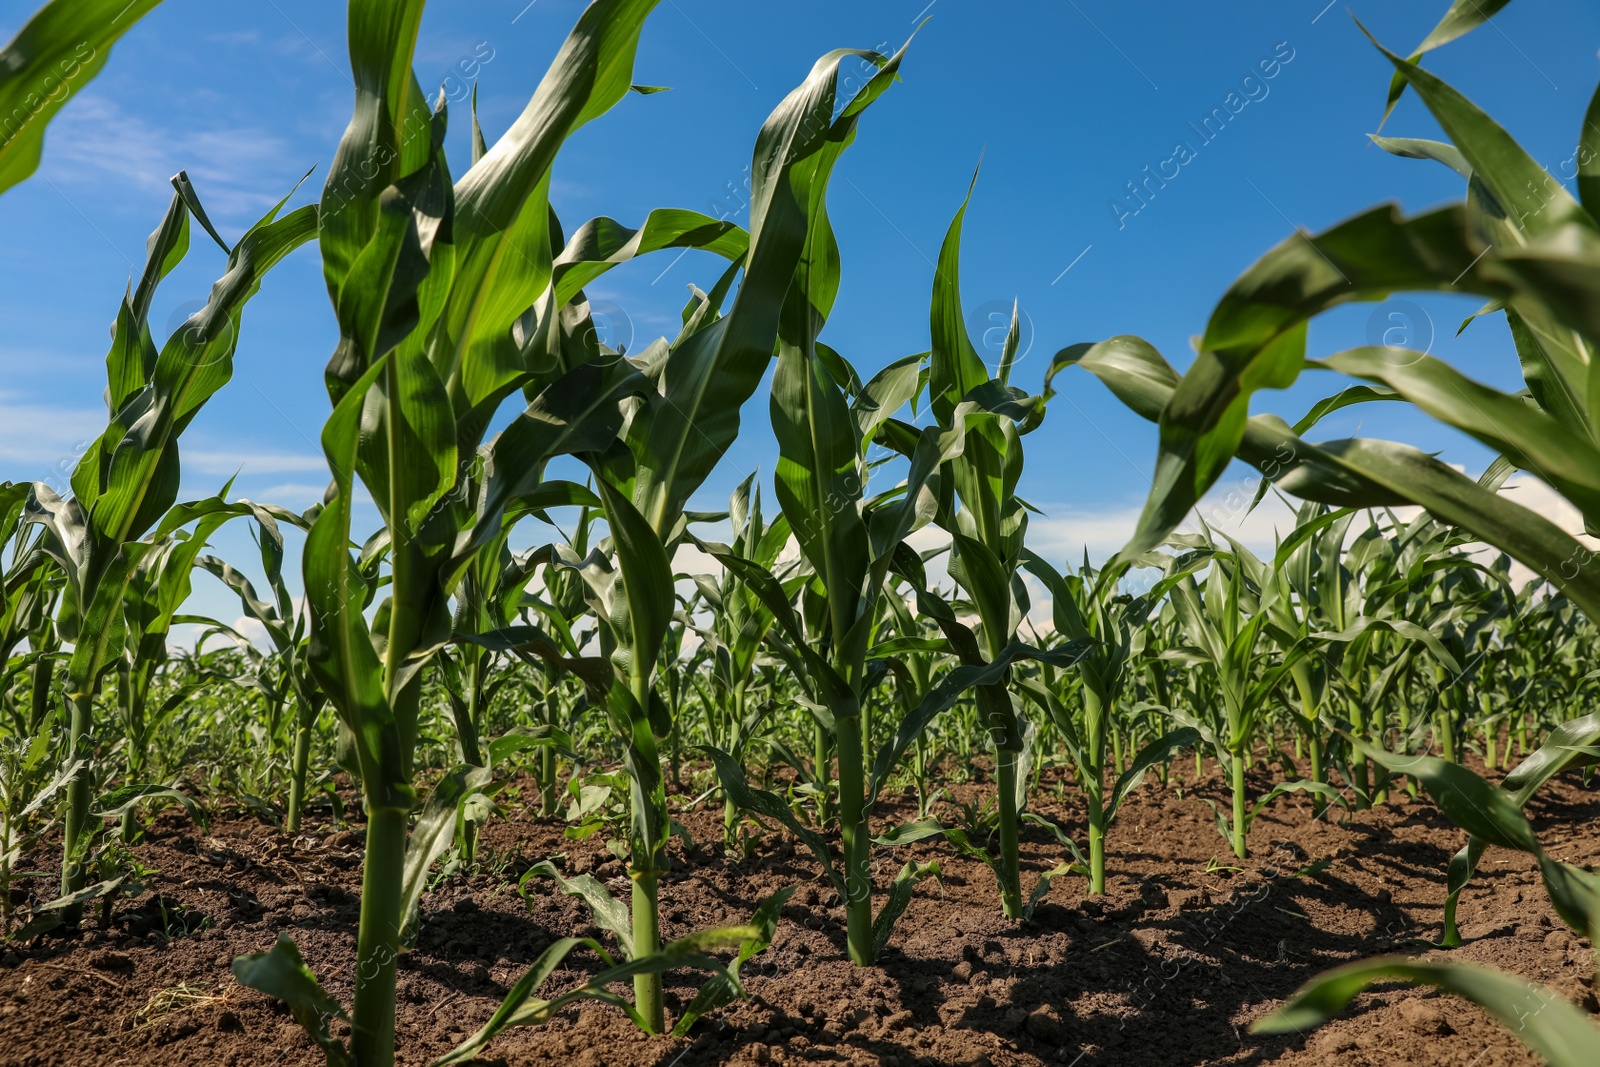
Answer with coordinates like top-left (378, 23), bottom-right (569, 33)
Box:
top-left (588, 476), bottom-right (674, 693)
top-left (1024, 860), bottom-right (1077, 919)
top-left (1364, 22), bottom-right (1588, 240)
top-left (631, 41), bottom-right (910, 534)
top-left (0, 0), bottom-right (166, 196)
top-left (699, 744), bottom-right (845, 898)
top-left (771, 332), bottom-right (871, 639)
top-left (1504, 307), bottom-right (1590, 450)
top-left (871, 859), bottom-right (940, 959)
top-left (1104, 727), bottom-right (1201, 823)
top-left (1367, 134), bottom-right (1473, 180)
top-left (1350, 737), bottom-right (1537, 853)
top-left (1246, 779), bottom-right (1350, 829)
top-left (433, 927), bottom-right (753, 1062)
top-left (431, 937), bottom-right (620, 1063)
top-left (1046, 335), bottom-right (1177, 417)
top-left (671, 885), bottom-right (795, 1036)
top-left (9, 877), bottom-right (124, 940)
top-left (1379, 0), bottom-right (1514, 125)
top-left (871, 818), bottom-right (950, 849)
top-left (1289, 384), bottom-right (1401, 436)
top-left (303, 355), bottom-right (399, 798)
top-left (929, 172), bottom-right (990, 425)
top-left (1309, 616), bottom-right (1461, 675)
top-left (442, 0), bottom-right (661, 417)
top-left (1051, 337), bottom-right (1402, 510)
top-left (523, 860), bottom-right (634, 957)
top-left (552, 208), bottom-right (748, 306)
top-left (853, 353), bottom-right (925, 444)
top-left (400, 765), bottom-right (492, 944)
top-left (105, 186), bottom-right (189, 413)
top-left (704, 548), bottom-right (849, 702)
top-left (1254, 956), bottom-right (1596, 1067)
top-left (1067, 343), bottom-right (1600, 613)
top-left (233, 936), bottom-right (351, 1067)
top-left (317, 0), bottom-right (430, 322)
top-left (486, 724), bottom-right (574, 766)
top-left (93, 783), bottom-right (204, 827)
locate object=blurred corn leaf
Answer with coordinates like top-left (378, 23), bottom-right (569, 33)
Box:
top-left (0, 0), bottom-right (165, 196)
top-left (1255, 957), bottom-right (1596, 1067)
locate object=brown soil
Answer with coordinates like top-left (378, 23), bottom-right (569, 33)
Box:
top-left (0, 757), bottom-right (1595, 1067)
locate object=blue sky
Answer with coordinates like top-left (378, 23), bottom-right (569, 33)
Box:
top-left (3, 0), bottom-right (1599, 625)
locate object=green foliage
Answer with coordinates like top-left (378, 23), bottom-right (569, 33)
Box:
top-left (8, 1), bottom-right (1600, 1064)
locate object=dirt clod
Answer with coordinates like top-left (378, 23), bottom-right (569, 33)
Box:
top-left (1398, 997), bottom-right (1452, 1035)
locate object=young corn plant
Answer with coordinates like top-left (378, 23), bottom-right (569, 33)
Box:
top-left (708, 185), bottom-right (1090, 950)
top-left (235, 2), bottom-right (740, 1061)
top-left (704, 333), bottom-right (952, 962)
top-left (920, 184), bottom-right (1047, 919)
top-left (24, 175), bottom-right (316, 914)
top-left (799, 188), bottom-right (1097, 923)
top-left (1161, 538), bottom-right (1321, 859)
top-left (1020, 551), bottom-right (1203, 893)
top-left (192, 506), bottom-right (325, 832)
top-left (685, 475), bottom-right (793, 848)
top-left (534, 38), bottom-right (914, 1017)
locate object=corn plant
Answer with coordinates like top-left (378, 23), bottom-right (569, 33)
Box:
top-left (704, 331), bottom-right (948, 961)
top-left (0, 487), bottom-right (61, 738)
top-left (22, 175), bottom-right (315, 913)
top-left (685, 475), bottom-right (793, 847)
top-left (244, 1), bottom-right (688, 1059)
top-left (540, 37), bottom-right (913, 1017)
top-left (920, 185), bottom-right (1047, 918)
top-left (1161, 537), bottom-right (1327, 859)
top-left (1020, 551), bottom-right (1202, 892)
top-left (192, 505), bottom-right (324, 831)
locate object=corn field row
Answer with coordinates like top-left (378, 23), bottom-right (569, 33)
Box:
top-left (3, 1), bottom-right (1600, 1065)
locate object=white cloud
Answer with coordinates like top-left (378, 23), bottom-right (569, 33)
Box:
top-left (41, 94), bottom-right (302, 222)
top-left (185, 451), bottom-right (328, 477)
top-left (243, 481), bottom-right (329, 508)
top-left (229, 615), bottom-right (270, 646)
top-left (0, 393), bottom-right (105, 480)
top-left (1018, 483), bottom-right (1303, 569)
